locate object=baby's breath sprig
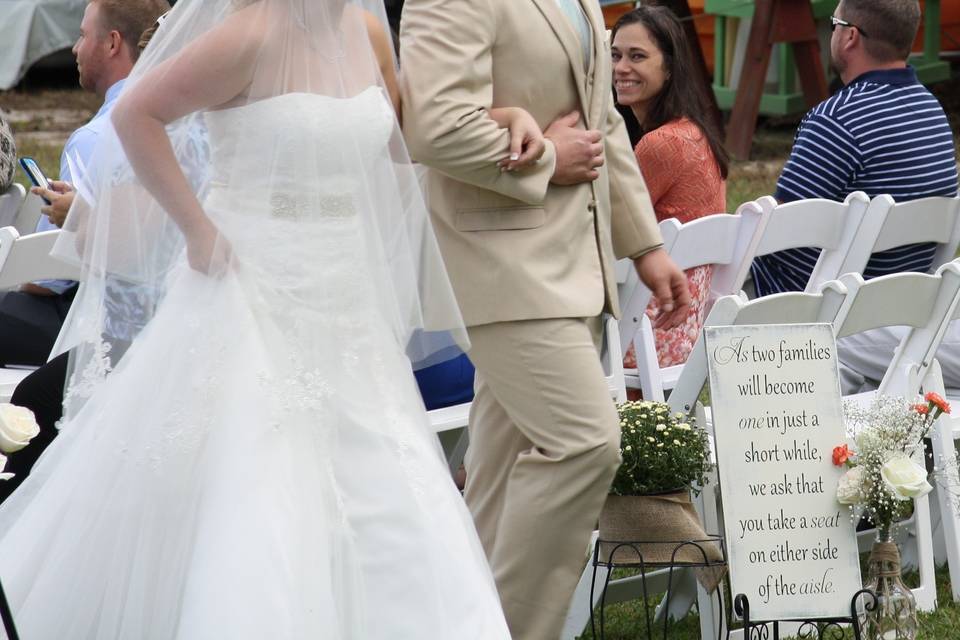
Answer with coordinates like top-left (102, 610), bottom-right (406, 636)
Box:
top-left (835, 395), bottom-right (950, 536)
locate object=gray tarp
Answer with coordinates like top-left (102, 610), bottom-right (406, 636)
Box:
top-left (0, 0), bottom-right (85, 90)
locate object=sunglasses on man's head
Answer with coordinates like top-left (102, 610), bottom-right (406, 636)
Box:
top-left (830, 15), bottom-right (869, 38)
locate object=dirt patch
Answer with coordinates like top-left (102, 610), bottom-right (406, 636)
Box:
top-left (0, 89), bottom-right (99, 113)
top-left (1, 90), bottom-right (97, 149)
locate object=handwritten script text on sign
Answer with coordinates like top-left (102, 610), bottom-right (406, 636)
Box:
top-left (705, 324), bottom-right (860, 620)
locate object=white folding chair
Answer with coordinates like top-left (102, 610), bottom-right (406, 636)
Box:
top-left (12, 191), bottom-right (43, 237)
top-left (0, 184), bottom-right (25, 229)
top-left (0, 227), bottom-right (79, 289)
top-left (619, 206), bottom-right (768, 401)
top-left (0, 227), bottom-right (81, 401)
top-left (736, 191), bottom-right (872, 295)
top-left (832, 263), bottom-right (960, 613)
top-left (918, 362), bottom-right (960, 602)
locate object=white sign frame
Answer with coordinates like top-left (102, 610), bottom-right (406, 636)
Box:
top-left (705, 323), bottom-right (861, 620)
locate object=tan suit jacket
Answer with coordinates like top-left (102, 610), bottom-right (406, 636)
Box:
top-left (400, 0), bottom-right (662, 327)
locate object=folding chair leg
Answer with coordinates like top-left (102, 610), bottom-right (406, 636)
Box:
top-left (435, 427), bottom-right (469, 476)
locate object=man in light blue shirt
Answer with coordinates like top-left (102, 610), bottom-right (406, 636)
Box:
top-left (0, 0), bottom-right (144, 366)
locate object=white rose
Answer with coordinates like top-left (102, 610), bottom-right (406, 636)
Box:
top-left (836, 466), bottom-right (865, 505)
top-left (880, 455), bottom-right (932, 501)
top-left (0, 453), bottom-right (13, 480)
top-left (0, 404), bottom-right (40, 453)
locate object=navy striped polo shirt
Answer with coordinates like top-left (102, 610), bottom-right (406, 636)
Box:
top-left (751, 66), bottom-right (959, 296)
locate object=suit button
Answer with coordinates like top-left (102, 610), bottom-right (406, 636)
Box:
top-left (587, 201), bottom-right (597, 213)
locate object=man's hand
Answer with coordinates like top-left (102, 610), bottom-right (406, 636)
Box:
top-left (544, 111), bottom-right (604, 185)
top-left (633, 248), bottom-right (691, 329)
top-left (31, 181), bottom-right (75, 228)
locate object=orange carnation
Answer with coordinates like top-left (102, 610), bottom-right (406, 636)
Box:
top-left (912, 403), bottom-right (930, 415)
top-left (832, 444), bottom-right (853, 467)
top-left (925, 392), bottom-right (951, 414)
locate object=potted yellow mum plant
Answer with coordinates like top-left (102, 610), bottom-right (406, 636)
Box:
top-left (599, 400), bottom-right (721, 582)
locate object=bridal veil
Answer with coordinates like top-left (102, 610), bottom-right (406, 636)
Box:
top-left (52, 0), bottom-right (468, 419)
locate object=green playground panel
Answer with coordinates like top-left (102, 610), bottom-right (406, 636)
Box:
top-left (707, 0), bottom-right (950, 115)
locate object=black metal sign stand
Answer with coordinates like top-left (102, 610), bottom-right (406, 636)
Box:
top-left (588, 536), bottom-right (879, 640)
top-left (734, 590), bottom-right (879, 640)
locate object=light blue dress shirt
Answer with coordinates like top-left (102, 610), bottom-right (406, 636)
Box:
top-left (554, 0), bottom-right (592, 67)
top-left (35, 79), bottom-right (126, 293)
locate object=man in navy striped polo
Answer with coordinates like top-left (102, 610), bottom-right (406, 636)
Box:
top-left (750, 0), bottom-right (957, 297)
top-left (751, 0), bottom-right (959, 393)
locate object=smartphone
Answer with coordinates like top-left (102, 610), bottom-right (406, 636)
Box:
top-left (19, 157), bottom-right (52, 204)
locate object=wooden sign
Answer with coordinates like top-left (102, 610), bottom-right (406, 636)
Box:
top-left (705, 323), bottom-right (861, 620)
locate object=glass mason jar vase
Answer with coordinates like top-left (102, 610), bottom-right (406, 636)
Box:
top-left (859, 529), bottom-right (918, 640)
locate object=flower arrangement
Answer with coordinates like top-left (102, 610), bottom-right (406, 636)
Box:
top-left (833, 392), bottom-right (951, 536)
top-left (610, 400), bottom-right (712, 496)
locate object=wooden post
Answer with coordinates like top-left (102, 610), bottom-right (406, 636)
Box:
top-left (725, 0), bottom-right (828, 159)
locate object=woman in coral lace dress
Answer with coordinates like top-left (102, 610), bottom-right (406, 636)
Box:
top-left (611, 6), bottom-right (728, 370)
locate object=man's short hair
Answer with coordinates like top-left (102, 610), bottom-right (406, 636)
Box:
top-left (840, 0), bottom-right (921, 62)
top-left (91, 0), bottom-right (172, 61)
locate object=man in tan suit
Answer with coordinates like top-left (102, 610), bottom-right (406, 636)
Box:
top-left (400, 1), bottom-right (690, 637)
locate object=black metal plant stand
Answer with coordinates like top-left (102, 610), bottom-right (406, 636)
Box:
top-left (589, 537), bottom-right (880, 640)
top-left (590, 536), bottom-right (727, 640)
top-left (734, 590), bottom-right (879, 640)
top-left (0, 578), bottom-right (20, 640)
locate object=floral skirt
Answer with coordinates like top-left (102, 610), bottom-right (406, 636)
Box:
top-left (624, 264), bottom-right (713, 370)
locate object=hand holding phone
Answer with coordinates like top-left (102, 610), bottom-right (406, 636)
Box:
top-left (19, 157), bottom-right (52, 204)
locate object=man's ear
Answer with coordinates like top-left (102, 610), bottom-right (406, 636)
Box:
top-left (841, 27), bottom-right (860, 53)
top-left (106, 29), bottom-right (124, 58)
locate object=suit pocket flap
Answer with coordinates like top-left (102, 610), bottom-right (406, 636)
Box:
top-left (455, 207), bottom-right (546, 232)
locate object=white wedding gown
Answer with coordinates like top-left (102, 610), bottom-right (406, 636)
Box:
top-left (0, 89), bottom-right (510, 639)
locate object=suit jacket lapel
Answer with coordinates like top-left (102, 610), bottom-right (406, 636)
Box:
top-left (529, 0), bottom-right (590, 118)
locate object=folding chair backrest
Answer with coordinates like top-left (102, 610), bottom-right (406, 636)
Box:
top-left (735, 192), bottom-right (872, 293)
top-left (0, 227), bottom-right (80, 289)
top-left (13, 191), bottom-right (43, 237)
top-left (839, 195), bottom-right (960, 277)
top-left (667, 281), bottom-right (849, 414)
top-left (0, 184), bottom-right (25, 229)
top-left (618, 208), bottom-right (767, 355)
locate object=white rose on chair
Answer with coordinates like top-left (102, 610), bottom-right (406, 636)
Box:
top-left (0, 404), bottom-right (40, 453)
top-left (880, 455), bottom-right (932, 501)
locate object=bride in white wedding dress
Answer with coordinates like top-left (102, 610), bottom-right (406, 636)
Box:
top-left (0, 1), bottom-right (511, 638)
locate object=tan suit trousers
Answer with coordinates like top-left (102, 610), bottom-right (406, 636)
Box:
top-left (464, 317), bottom-right (621, 640)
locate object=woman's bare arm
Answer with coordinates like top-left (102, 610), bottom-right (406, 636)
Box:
top-left (111, 6), bottom-right (263, 270)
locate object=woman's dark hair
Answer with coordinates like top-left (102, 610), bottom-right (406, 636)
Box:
top-left (611, 6), bottom-right (729, 178)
